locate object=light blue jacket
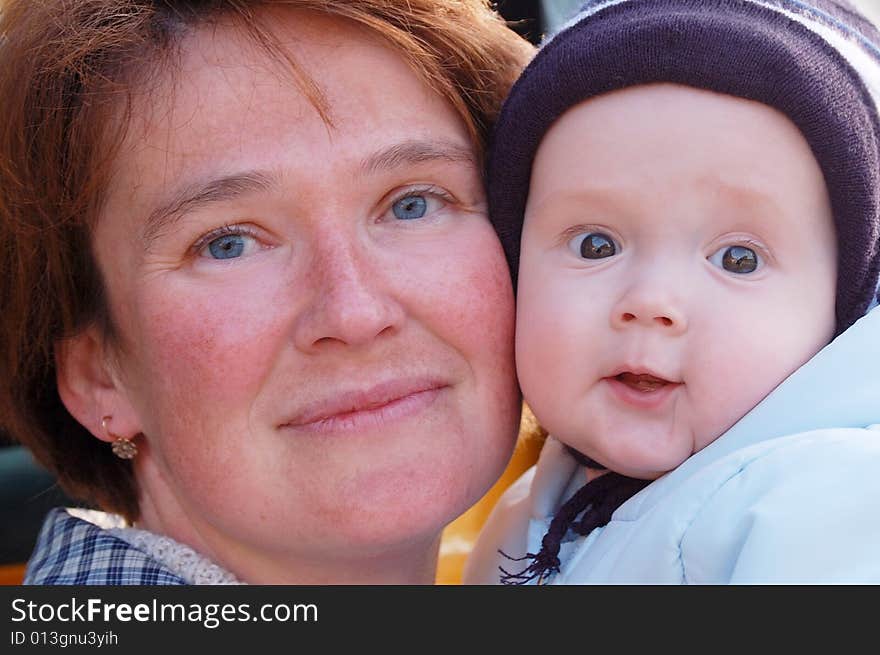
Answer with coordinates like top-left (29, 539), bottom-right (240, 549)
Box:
top-left (464, 307), bottom-right (880, 583)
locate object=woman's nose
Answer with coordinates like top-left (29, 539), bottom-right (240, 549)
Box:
top-left (292, 243), bottom-right (406, 351)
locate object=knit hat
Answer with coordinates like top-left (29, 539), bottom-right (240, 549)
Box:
top-left (489, 0), bottom-right (880, 335)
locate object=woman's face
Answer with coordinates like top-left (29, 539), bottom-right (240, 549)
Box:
top-left (85, 10), bottom-right (519, 581)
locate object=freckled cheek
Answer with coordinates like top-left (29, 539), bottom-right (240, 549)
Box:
top-left (419, 232), bottom-right (516, 366)
top-left (128, 280), bottom-right (291, 401)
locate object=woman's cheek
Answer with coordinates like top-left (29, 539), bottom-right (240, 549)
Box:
top-left (450, 226), bottom-right (515, 349)
top-left (130, 275), bottom-right (289, 399)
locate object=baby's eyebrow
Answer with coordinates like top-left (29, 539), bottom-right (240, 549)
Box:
top-left (528, 180), bottom-right (785, 216)
top-left (701, 178), bottom-right (785, 215)
top-left (142, 171), bottom-right (277, 248)
top-left (525, 187), bottom-right (624, 218)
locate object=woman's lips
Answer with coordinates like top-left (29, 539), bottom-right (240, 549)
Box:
top-left (604, 371), bottom-right (681, 409)
top-left (280, 378), bottom-right (449, 434)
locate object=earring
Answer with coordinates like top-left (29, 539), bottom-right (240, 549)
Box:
top-left (102, 416), bottom-right (138, 460)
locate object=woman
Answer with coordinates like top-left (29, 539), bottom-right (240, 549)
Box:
top-left (0, 0), bottom-right (532, 584)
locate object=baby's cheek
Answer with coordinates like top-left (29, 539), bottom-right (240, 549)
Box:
top-left (515, 308), bottom-right (569, 425)
top-left (515, 279), bottom-right (578, 395)
top-left (691, 328), bottom-right (791, 449)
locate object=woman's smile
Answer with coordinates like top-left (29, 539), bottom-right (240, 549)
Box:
top-left (280, 377), bottom-right (451, 434)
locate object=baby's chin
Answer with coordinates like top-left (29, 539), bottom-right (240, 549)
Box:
top-left (563, 422), bottom-right (699, 480)
top-left (602, 456), bottom-right (684, 481)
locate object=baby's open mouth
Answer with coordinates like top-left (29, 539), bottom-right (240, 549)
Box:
top-left (615, 372), bottom-right (671, 392)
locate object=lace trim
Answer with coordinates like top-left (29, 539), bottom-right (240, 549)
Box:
top-left (107, 527), bottom-right (244, 585)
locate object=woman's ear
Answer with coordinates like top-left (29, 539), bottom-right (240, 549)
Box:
top-left (54, 327), bottom-right (142, 443)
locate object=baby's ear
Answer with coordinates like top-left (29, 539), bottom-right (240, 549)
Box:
top-left (54, 327), bottom-right (141, 443)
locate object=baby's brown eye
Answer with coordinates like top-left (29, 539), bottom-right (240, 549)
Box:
top-left (570, 232), bottom-right (617, 259)
top-left (709, 245), bottom-right (760, 274)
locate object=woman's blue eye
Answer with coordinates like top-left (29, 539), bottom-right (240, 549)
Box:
top-left (392, 194), bottom-right (429, 220)
top-left (207, 234), bottom-right (246, 259)
top-left (708, 245), bottom-right (760, 274)
top-left (570, 232), bottom-right (617, 259)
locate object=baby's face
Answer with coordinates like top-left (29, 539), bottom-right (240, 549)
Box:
top-left (516, 83), bottom-right (837, 479)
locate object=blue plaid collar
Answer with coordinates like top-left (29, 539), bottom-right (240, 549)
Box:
top-left (24, 508), bottom-right (187, 585)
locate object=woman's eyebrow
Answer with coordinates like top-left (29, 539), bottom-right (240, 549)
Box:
top-left (142, 170), bottom-right (278, 248)
top-left (141, 140), bottom-right (474, 248)
top-left (360, 139), bottom-right (476, 175)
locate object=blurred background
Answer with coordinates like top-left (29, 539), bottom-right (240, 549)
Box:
top-left (498, 0), bottom-right (880, 43)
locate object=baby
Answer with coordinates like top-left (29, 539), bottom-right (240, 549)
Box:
top-left (465, 0), bottom-right (880, 583)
